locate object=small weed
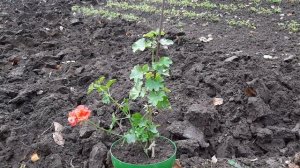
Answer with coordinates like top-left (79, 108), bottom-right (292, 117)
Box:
top-left (278, 20), bottom-right (300, 32)
top-left (250, 6), bottom-right (281, 14)
top-left (227, 19), bottom-right (256, 29)
top-left (72, 5), bottom-right (140, 21)
top-left (199, 0), bottom-right (218, 9)
top-left (252, 0), bottom-right (262, 5)
top-left (267, 0), bottom-right (282, 4)
top-left (287, 20), bottom-right (300, 32)
top-left (199, 12), bottom-right (220, 22)
top-left (219, 4), bottom-right (238, 12)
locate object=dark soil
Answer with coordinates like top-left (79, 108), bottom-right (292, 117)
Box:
top-left (111, 138), bottom-right (174, 164)
top-left (0, 0), bottom-right (300, 168)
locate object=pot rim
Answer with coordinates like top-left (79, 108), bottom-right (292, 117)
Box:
top-left (110, 136), bottom-right (177, 166)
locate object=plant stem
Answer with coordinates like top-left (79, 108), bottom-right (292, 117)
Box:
top-left (87, 120), bottom-right (122, 137)
top-left (155, 0), bottom-right (166, 60)
top-left (107, 91), bottom-right (123, 110)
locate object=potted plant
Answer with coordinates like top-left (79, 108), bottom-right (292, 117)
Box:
top-left (67, 1), bottom-right (176, 167)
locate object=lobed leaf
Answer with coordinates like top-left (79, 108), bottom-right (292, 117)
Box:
top-left (102, 93), bottom-right (110, 104)
top-left (106, 79), bottom-right (116, 88)
top-left (159, 38), bottom-right (174, 46)
top-left (124, 132), bottom-right (136, 144)
top-left (145, 74), bottom-right (164, 91)
top-left (148, 90), bottom-right (166, 106)
top-left (129, 80), bottom-right (143, 100)
top-left (156, 96), bottom-right (171, 109)
top-left (132, 38), bottom-right (146, 53)
top-left (130, 65), bottom-right (144, 82)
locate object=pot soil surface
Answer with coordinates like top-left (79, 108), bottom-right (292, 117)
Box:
top-left (0, 0), bottom-right (299, 168)
top-left (111, 138), bottom-right (174, 164)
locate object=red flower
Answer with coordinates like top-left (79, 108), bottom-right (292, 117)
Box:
top-left (68, 105), bottom-right (91, 126)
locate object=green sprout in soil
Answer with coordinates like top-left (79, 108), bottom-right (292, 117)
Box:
top-left (252, 0), bottom-right (262, 5)
top-left (106, 1), bottom-right (220, 22)
top-left (287, 20), bottom-right (300, 32)
top-left (219, 4), bottom-right (239, 12)
top-left (199, 0), bottom-right (218, 9)
top-left (106, 1), bottom-right (157, 13)
top-left (267, 0), bottom-right (282, 4)
top-left (250, 6), bottom-right (281, 14)
top-left (199, 12), bottom-right (220, 22)
top-left (71, 5), bottom-right (140, 21)
top-left (279, 20), bottom-right (300, 33)
top-left (227, 19), bottom-right (257, 29)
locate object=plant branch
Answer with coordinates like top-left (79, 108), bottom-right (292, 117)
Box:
top-left (87, 120), bottom-right (122, 137)
top-left (155, 0), bottom-right (166, 60)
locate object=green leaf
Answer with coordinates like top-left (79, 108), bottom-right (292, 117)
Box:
top-left (141, 64), bottom-right (149, 73)
top-left (148, 91), bottom-right (166, 106)
top-left (129, 80), bottom-right (143, 100)
top-left (131, 113), bottom-right (142, 124)
top-left (227, 160), bottom-right (243, 168)
top-left (159, 38), bottom-right (174, 46)
top-left (95, 76), bottom-right (106, 85)
top-left (124, 132), bottom-right (136, 144)
top-left (145, 72), bottom-right (154, 79)
top-left (106, 79), bottom-right (116, 88)
top-left (145, 74), bottom-right (164, 91)
top-left (149, 124), bottom-right (159, 134)
top-left (143, 30), bottom-right (165, 38)
top-left (140, 87), bottom-right (146, 98)
top-left (152, 57), bottom-right (173, 76)
top-left (109, 113), bottom-right (117, 130)
top-left (132, 38), bottom-right (146, 53)
top-left (163, 87), bottom-right (171, 93)
top-left (87, 76), bottom-right (106, 94)
top-left (156, 96), bottom-right (171, 109)
top-left (121, 99), bottom-right (129, 113)
top-left (96, 85), bottom-right (108, 92)
top-left (130, 65), bottom-right (144, 82)
top-left (158, 57), bottom-right (173, 68)
top-left (102, 93), bottom-right (110, 104)
top-left (143, 31), bottom-right (157, 38)
top-left (87, 83), bottom-right (94, 94)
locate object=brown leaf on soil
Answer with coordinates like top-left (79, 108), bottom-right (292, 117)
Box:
top-left (293, 152), bottom-right (300, 166)
top-left (52, 132), bottom-right (65, 146)
top-left (20, 163), bottom-right (26, 168)
top-left (211, 155), bottom-right (218, 164)
top-left (53, 122), bottom-right (64, 133)
top-left (31, 153), bottom-right (40, 162)
top-left (244, 87), bottom-right (257, 97)
top-left (173, 159), bottom-right (182, 168)
top-left (288, 163), bottom-right (300, 168)
top-left (212, 98), bottom-right (223, 106)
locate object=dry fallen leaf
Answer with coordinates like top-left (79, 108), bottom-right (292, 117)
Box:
top-left (250, 158), bottom-right (258, 162)
top-left (31, 153), bottom-right (40, 162)
top-left (53, 122), bottom-right (64, 133)
top-left (211, 155), bottom-right (218, 164)
top-left (20, 162), bottom-right (26, 168)
top-left (173, 159), bottom-right (182, 168)
top-left (53, 132), bottom-right (65, 146)
top-left (199, 34), bottom-right (213, 43)
top-left (288, 163), bottom-right (300, 168)
top-left (244, 87), bottom-right (257, 97)
top-left (212, 98), bottom-right (224, 106)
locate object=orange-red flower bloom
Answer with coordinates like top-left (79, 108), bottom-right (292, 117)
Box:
top-left (68, 105), bottom-right (91, 126)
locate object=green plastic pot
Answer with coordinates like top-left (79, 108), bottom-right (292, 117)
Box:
top-left (110, 136), bottom-right (177, 168)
